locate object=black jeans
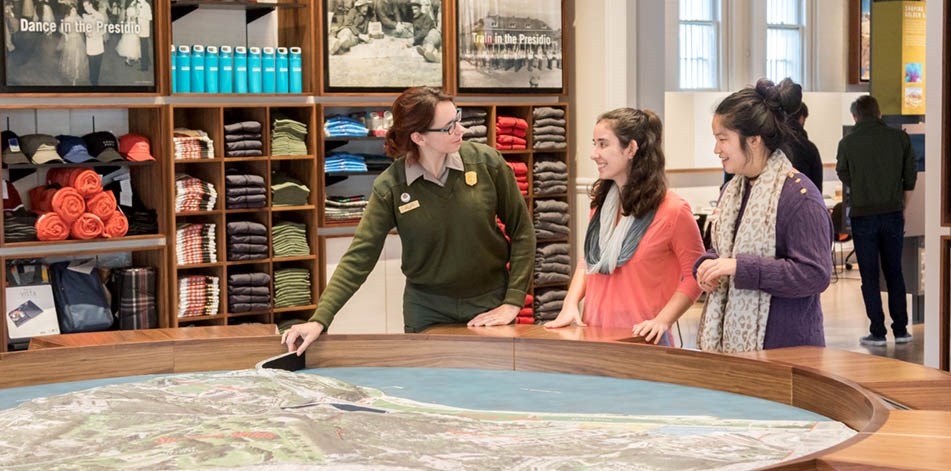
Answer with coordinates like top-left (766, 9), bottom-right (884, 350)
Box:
top-left (850, 211), bottom-right (907, 337)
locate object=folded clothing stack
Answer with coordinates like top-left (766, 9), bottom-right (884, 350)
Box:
top-left (534, 287), bottom-right (568, 323)
top-left (324, 195), bottom-right (367, 224)
top-left (273, 268), bottom-right (312, 308)
top-left (365, 153), bottom-right (392, 172)
top-left (272, 222), bottom-right (310, 257)
top-left (325, 152), bottom-right (368, 173)
top-left (227, 221), bottom-right (267, 261)
top-left (496, 116), bottom-right (528, 150)
top-left (505, 159), bottom-right (529, 196)
top-left (534, 199), bottom-right (570, 239)
top-left (227, 272), bottom-right (271, 313)
top-left (517, 294), bottom-right (534, 325)
top-left (271, 172), bottom-right (310, 207)
top-left (3, 208), bottom-right (37, 242)
top-left (532, 107), bottom-right (567, 150)
top-left (324, 115), bottom-right (369, 138)
top-left (272, 116), bottom-right (309, 156)
top-left (173, 128), bottom-right (214, 160)
top-left (223, 121), bottom-right (263, 157)
top-left (533, 156), bottom-right (568, 196)
top-left (175, 174), bottom-right (217, 212)
top-left (176, 223), bottom-right (217, 265)
top-left (461, 108), bottom-right (488, 144)
top-left (225, 170), bottom-right (267, 209)
top-left (177, 275), bottom-right (220, 318)
top-left (535, 242), bottom-right (571, 286)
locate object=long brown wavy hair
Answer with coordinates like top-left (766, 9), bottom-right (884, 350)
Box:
top-left (590, 108), bottom-right (667, 218)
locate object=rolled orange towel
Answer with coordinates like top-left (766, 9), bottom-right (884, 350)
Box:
top-left (51, 187), bottom-right (86, 224)
top-left (102, 210), bottom-right (128, 238)
top-left (85, 191), bottom-right (117, 222)
top-left (46, 168), bottom-right (72, 187)
top-left (35, 213), bottom-right (70, 241)
top-left (70, 213), bottom-right (104, 239)
top-left (70, 169), bottom-right (103, 197)
top-left (28, 186), bottom-right (57, 213)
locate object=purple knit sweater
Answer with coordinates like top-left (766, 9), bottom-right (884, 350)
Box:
top-left (697, 174), bottom-right (833, 349)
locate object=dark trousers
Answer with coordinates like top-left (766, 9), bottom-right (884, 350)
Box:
top-left (139, 37), bottom-right (150, 71)
top-left (89, 53), bottom-right (102, 85)
top-left (850, 211), bottom-right (908, 337)
top-left (402, 284), bottom-right (506, 333)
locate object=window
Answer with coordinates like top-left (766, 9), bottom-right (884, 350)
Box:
top-left (766, 0), bottom-right (804, 84)
top-left (679, 0), bottom-right (719, 89)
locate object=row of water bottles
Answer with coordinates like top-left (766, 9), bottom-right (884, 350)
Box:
top-left (171, 45), bottom-right (304, 94)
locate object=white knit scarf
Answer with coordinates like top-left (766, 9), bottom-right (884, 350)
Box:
top-left (697, 149), bottom-right (792, 352)
top-left (584, 184), bottom-right (656, 275)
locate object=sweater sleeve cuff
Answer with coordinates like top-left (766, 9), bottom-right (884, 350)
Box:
top-left (693, 252), bottom-right (718, 278)
top-left (504, 288), bottom-right (528, 308)
top-left (308, 310), bottom-right (332, 330)
top-left (733, 254), bottom-right (761, 290)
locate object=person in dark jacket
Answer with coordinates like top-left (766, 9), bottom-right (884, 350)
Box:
top-left (782, 103), bottom-right (824, 193)
top-left (836, 95), bottom-right (917, 347)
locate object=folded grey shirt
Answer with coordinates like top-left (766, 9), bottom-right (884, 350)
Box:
top-left (536, 242), bottom-right (570, 257)
top-left (533, 107), bottom-right (565, 119)
top-left (225, 133), bottom-right (263, 142)
top-left (534, 160), bottom-right (568, 173)
top-left (533, 125), bottom-right (565, 136)
top-left (228, 272), bottom-right (271, 286)
top-left (226, 140), bottom-right (263, 151)
top-left (225, 174), bottom-right (266, 188)
top-left (534, 200), bottom-right (569, 212)
top-left (534, 118), bottom-right (566, 127)
top-left (226, 221), bottom-right (267, 236)
top-left (224, 121), bottom-right (263, 134)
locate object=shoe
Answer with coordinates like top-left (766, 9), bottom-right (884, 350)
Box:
top-left (859, 334), bottom-right (887, 347)
top-left (895, 332), bottom-right (913, 344)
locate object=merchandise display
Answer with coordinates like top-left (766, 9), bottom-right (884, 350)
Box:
top-left (170, 44), bottom-right (302, 94)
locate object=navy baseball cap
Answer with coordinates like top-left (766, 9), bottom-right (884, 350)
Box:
top-left (55, 135), bottom-right (95, 163)
top-left (82, 131), bottom-right (124, 162)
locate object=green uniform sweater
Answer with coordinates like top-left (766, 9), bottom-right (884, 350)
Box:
top-left (835, 118), bottom-right (917, 217)
top-left (311, 141), bottom-right (535, 328)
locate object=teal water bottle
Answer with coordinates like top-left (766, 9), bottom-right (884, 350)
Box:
top-left (177, 45), bottom-right (191, 93)
top-left (219, 46), bottom-right (233, 94)
top-left (190, 44), bottom-right (206, 93)
top-left (170, 45), bottom-right (178, 93)
top-left (248, 46), bottom-right (263, 93)
top-left (205, 46), bottom-right (219, 93)
top-left (262, 47), bottom-right (276, 93)
top-left (234, 46), bottom-right (248, 94)
top-left (289, 47), bottom-right (302, 93)
top-left (276, 47), bottom-right (289, 93)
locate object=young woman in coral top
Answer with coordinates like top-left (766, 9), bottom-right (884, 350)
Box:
top-left (545, 108), bottom-right (704, 345)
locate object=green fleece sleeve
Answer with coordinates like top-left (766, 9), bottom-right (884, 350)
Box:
top-left (310, 184), bottom-right (396, 328)
top-left (491, 152), bottom-right (535, 306)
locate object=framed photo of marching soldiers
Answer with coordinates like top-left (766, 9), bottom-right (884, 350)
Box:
top-left (456, 0), bottom-right (564, 94)
top-left (323, 0), bottom-right (444, 92)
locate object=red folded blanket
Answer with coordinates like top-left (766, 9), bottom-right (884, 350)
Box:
top-left (35, 213), bottom-right (70, 241)
top-left (516, 316), bottom-right (535, 325)
top-left (28, 186), bottom-right (57, 213)
top-left (497, 135), bottom-right (528, 146)
top-left (496, 116), bottom-right (528, 130)
top-left (48, 168), bottom-right (102, 197)
top-left (495, 143), bottom-right (527, 150)
top-left (70, 213), bottom-right (104, 239)
top-left (496, 126), bottom-right (528, 139)
top-left (86, 191), bottom-right (117, 222)
top-left (524, 294), bottom-right (534, 306)
top-left (102, 210), bottom-right (128, 238)
top-left (51, 187), bottom-right (86, 224)
top-left (505, 161), bottom-right (528, 176)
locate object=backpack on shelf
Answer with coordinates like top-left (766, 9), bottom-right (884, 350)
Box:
top-left (49, 260), bottom-right (114, 334)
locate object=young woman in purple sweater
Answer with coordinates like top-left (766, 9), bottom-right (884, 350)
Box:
top-left (695, 78), bottom-right (833, 352)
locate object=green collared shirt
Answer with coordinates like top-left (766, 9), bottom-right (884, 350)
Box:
top-left (404, 151), bottom-right (464, 186)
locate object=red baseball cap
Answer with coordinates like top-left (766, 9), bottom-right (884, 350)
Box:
top-left (119, 134), bottom-right (155, 162)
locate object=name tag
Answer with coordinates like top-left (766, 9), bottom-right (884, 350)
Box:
top-left (398, 200), bottom-right (420, 214)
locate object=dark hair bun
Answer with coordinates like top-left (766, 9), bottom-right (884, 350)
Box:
top-left (755, 78), bottom-right (802, 116)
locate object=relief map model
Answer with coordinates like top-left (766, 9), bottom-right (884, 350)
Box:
top-left (0, 368), bottom-right (855, 470)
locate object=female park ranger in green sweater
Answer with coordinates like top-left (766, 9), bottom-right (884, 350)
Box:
top-left (283, 87), bottom-right (535, 355)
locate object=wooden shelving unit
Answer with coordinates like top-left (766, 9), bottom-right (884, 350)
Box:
top-left (0, 105), bottom-right (170, 351)
top-left (168, 104), bottom-right (319, 328)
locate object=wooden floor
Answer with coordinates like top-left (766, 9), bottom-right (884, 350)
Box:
top-left (676, 268), bottom-right (925, 364)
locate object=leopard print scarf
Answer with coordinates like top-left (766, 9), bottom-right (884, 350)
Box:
top-left (697, 149), bottom-right (792, 353)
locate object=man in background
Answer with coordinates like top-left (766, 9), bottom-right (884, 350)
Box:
top-left (835, 95), bottom-right (917, 347)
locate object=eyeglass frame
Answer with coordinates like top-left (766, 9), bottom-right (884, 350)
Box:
top-left (424, 109), bottom-right (464, 134)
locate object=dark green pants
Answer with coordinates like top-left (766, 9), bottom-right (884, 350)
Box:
top-left (403, 284), bottom-right (506, 333)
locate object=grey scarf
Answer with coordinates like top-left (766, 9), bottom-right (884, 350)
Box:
top-left (584, 185), bottom-right (656, 274)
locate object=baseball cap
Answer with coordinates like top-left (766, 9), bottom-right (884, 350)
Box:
top-left (1, 131), bottom-right (30, 165)
top-left (118, 133), bottom-right (155, 161)
top-left (82, 131), bottom-right (124, 162)
top-left (55, 135), bottom-right (95, 163)
top-left (19, 134), bottom-right (64, 164)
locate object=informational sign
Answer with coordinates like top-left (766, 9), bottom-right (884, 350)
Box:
top-left (870, 1), bottom-right (926, 115)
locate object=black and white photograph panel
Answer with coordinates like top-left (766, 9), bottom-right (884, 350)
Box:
top-left (1, 0), bottom-right (154, 91)
top-left (457, 0), bottom-right (563, 93)
top-left (324, 0), bottom-right (443, 92)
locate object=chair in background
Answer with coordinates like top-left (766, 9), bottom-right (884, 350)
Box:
top-left (830, 202), bottom-right (854, 282)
